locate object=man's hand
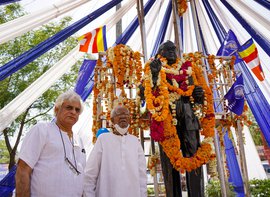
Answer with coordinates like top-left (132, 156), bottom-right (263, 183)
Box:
top-left (192, 86), bottom-right (204, 104)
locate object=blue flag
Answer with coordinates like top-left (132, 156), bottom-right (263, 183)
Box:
top-left (74, 59), bottom-right (96, 101)
top-left (216, 30), bottom-right (243, 64)
top-left (224, 74), bottom-right (245, 115)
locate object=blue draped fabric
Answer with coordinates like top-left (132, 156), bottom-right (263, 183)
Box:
top-left (0, 0), bottom-right (123, 81)
top-left (254, 0), bottom-right (270, 10)
top-left (204, 0), bottom-right (270, 147)
top-left (235, 62), bottom-right (270, 146)
top-left (74, 59), bottom-right (96, 101)
top-left (224, 132), bottom-right (245, 196)
top-left (221, 0), bottom-right (270, 57)
top-left (0, 165), bottom-right (16, 197)
top-left (150, 0), bottom-right (172, 57)
top-left (0, 0), bottom-right (20, 5)
top-left (114, 0), bottom-right (155, 46)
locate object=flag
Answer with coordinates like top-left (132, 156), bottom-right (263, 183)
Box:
top-left (74, 59), bottom-right (97, 101)
top-left (216, 29), bottom-right (243, 64)
top-left (78, 26), bottom-right (107, 53)
top-left (238, 38), bottom-right (265, 81)
top-left (224, 74), bottom-right (245, 116)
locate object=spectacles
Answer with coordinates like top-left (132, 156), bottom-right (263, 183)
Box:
top-left (58, 126), bottom-right (81, 175)
top-left (65, 157), bottom-right (81, 175)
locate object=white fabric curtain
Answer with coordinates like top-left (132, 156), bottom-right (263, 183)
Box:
top-left (0, 0), bottom-right (90, 44)
top-left (0, 46), bottom-right (83, 132)
top-left (0, 0), bottom-right (135, 132)
top-left (196, 0), bottom-right (220, 54)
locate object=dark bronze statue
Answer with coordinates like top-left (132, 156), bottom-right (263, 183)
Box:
top-left (141, 41), bottom-right (205, 197)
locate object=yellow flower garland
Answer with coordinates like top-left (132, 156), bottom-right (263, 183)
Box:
top-left (144, 55), bottom-right (215, 172)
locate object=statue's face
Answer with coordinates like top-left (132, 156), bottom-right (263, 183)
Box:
top-left (160, 42), bottom-right (177, 64)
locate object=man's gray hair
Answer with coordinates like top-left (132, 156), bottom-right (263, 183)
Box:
top-left (110, 105), bottom-right (129, 119)
top-left (54, 90), bottom-right (84, 115)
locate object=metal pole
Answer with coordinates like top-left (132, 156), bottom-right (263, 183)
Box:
top-left (237, 120), bottom-right (250, 196)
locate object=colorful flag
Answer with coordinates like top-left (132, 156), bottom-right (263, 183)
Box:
top-left (78, 26), bottom-right (107, 53)
top-left (216, 29), bottom-right (243, 64)
top-left (74, 59), bottom-right (97, 101)
top-left (224, 74), bottom-right (245, 116)
top-left (238, 39), bottom-right (264, 81)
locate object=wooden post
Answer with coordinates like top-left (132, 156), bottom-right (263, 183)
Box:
top-left (136, 0), bottom-right (148, 61)
top-left (237, 120), bottom-right (250, 196)
top-left (213, 128), bottom-right (229, 197)
top-left (172, 0), bottom-right (182, 57)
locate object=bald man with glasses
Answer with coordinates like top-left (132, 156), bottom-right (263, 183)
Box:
top-left (83, 105), bottom-right (147, 197)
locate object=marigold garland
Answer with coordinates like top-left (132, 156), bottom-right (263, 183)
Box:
top-left (144, 53), bottom-right (216, 172)
top-left (92, 44), bottom-right (143, 142)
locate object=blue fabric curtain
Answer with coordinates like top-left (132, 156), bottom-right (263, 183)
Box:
top-left (114, 0), bottom-right (156, 46)
top-left (150, 0), bottom-right (172, 57)
top-left (0, 0), bottom-right (123, 81)
top-left (224, 132), bottom-right (245, 196)
top-left (204, 0), bottom-right (270, 147)
top-left (0, 0), bottom-right (20, 5)
top-left (221, 0), bottom-right (270, 57)
top-left (254, 0), bottom-right (270, 10)
top-left (0, 165), bottom-right (17, 197)
top-left (74, 59), bottom-right (96, 101)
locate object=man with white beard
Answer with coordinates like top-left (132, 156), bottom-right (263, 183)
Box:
top-left (83, 105), bottom-right (147, 197)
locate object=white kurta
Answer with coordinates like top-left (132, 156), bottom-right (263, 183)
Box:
top-left (19, 122), bottom-right (86, 197)
top-left (83, 132), bottom-right (147, 197)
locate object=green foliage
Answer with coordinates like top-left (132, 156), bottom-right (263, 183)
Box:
top-left (246, 108), bottom-right (263, 145)
top-left (249, 179), bottom-right (270, 196)
top-left (0, 140), bottom-right (9, 163)
top-left (0, 3), bottom-right (83, 168)
top-left (205, 180), bottom-right (236, 197)
top-left (206, 179), bottom-right (270, 197)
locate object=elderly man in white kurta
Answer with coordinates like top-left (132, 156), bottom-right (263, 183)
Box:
top-left (16, 90), bottom-right (86, 197)
top-left (83, 105), bottom-right (147, 197)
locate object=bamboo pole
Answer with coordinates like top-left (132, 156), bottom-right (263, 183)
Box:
top-left (189, 0), bottom-right (229, 196)
top-left (237, 120), bottom-right (250, 196)
top-left (172, 0), bottom-right (182, 57)
top-left (136, 0), bottom-right (148, 61)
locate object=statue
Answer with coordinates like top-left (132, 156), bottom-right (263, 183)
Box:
top-left (140, 41), bottom-right (215, 197)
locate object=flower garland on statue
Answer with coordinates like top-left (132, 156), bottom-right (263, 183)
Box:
top-left (144, 54), bottom-right (215, 172)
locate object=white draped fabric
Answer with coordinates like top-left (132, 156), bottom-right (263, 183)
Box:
top-left (0, 0), bottom-right (90, 44)
top-left (0, 46), bottom-right (83, 132)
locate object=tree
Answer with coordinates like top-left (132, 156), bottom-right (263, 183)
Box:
top-left (0, 3), bottom-right (82, 170)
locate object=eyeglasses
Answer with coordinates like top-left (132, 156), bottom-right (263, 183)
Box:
top-left (65, 157), bottom-right (81, 175)
top-left (57, 126), bottom-right (81, 175)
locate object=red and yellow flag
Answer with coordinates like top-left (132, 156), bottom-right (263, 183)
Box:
top-left (78, 26), bottom-right (107, 53)
top-left (238, 38), bottom-right (264, 81)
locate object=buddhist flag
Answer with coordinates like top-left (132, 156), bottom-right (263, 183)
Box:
top-left (238, 39), bottom-right (265, 81)
top-left (224, 74), bottom-right (245, 116)
top-left (216, 29), bottom-right (243, 64)
top-left (78, 26), bottom-right (107, 53)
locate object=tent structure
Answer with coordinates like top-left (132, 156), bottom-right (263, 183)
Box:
top-left (1, 0), bottom-right (270, 196)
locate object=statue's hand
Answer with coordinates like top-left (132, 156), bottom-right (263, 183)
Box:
top-left (192, 86), bottom-right (204, 104)
top-left (150, 59), bottom-right (162, 84)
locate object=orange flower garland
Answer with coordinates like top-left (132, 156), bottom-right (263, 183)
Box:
top-left (144, 54), bottom-right (216, 172)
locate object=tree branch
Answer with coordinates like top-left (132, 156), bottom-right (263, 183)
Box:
top-left (25, 106), bottom-right (54, 124)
